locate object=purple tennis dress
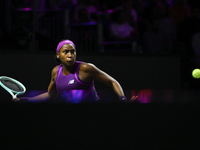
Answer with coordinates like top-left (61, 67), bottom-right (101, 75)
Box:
top-left (56, 61), bottom-right (99, 103)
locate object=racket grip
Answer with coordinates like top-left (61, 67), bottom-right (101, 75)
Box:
top-left (20, 97), bottom-right (29, 102)
top-left (119, 96), bottom-right (127, 101)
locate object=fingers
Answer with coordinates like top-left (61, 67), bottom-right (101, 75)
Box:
top-left (130, 95), bottom-right (138, 101)
top-left (12, 98), bottom-right (20, 102)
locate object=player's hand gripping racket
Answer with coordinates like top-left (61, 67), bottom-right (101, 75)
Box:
top-left (0, 76), bottom-right (26, 100)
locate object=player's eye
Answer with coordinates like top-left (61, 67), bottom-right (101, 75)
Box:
top-left (71, 50), bottom-right (75, 54)
top-left (63, 50), bottom-right (69, 53)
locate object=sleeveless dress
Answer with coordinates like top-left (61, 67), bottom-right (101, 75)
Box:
top-left (56, 61), bottom-right (99, 103)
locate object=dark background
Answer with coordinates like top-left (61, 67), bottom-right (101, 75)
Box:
top-left (1, 0), bottom-right (200, 99)
top-left (0, 53), bottom-right (181, 90)
top-left (1, 0), bottom-right (200, 149)
top-left (0, 53), bottom-right (181, 101)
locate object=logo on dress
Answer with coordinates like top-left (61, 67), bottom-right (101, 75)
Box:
top-left (68, 79), bottom-right (75, 85)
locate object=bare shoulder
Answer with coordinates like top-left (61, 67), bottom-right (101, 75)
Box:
top-left (52, 65), bottom-right (59, 76)
top-left (80, 62), bottom-right (96, 72)
top-left (49, 65), bottom-right (59, 82)
top-left (79, 62), bottom-right (100, 81)
top-left (52, 65), bottom-right (59, 72)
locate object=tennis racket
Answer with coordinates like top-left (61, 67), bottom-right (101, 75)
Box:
top-left (0, 76), bottom-right (26, 99)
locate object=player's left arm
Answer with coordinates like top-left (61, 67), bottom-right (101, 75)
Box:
top-left (83, 63), bottom-right (126, 99)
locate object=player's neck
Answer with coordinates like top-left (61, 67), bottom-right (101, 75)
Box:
top-left (62, 64), bottom-right (74, 75)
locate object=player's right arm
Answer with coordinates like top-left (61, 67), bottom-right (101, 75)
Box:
top-left (28, 66), bottom-right (58, 102)
top-left (47, 66), bottom-right (59, 99)
top-left (13, 66), bottom-right (59, 102)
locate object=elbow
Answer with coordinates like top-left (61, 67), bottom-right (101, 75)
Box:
top-left (48, 91), bottom-right (57, 100)
top-left (111, 79), bottom-right (120, 87)
top-left (49, 94), bottom-right (57, 100)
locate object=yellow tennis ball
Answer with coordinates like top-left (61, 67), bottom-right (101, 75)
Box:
top-left (192, 69), bottom-right (200, 79)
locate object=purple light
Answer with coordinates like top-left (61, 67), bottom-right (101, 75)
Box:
top-left (61, 89), bottom-right (91, 103)
top-left (18, 7), bottom-right (32, 11)
top-left (138, 89), bottom-right (152, 103)
top-left (27, 90), bottom-right (47, 97)
top-left (132, 89), bottom-right (152, 103)
top-left (107, 9), bottom-right (114, 13)
top-left (71, 22), bottom-right (97, 26)
top-left (98, 10), bottom-right (113, 14)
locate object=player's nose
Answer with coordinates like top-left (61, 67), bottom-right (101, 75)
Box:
top-left (67, 52), bottom-right (72, 57)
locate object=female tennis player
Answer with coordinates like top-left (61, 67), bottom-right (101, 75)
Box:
top-left (13, 40), bottom-right (137, 103)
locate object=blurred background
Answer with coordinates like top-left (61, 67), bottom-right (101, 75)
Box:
top-left (1, 0), bottom-right (200, 103)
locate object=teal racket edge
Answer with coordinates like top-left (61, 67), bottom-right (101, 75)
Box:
top-left (0, 76), bottom-right (26, 99)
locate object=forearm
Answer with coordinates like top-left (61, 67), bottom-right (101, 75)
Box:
top-left (27, 92), bottom-right (50, 102)
top-left (112, 80), bottom-right (125, 97)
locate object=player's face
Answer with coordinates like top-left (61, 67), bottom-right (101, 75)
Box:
top-left (57, 44), bottom-right (76, 66)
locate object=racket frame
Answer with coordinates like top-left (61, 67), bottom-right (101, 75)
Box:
top-left (0, 76), bottom-right (26, 99)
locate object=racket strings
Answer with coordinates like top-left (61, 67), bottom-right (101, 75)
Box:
top-left (0, 79), bottom-right (24, 92)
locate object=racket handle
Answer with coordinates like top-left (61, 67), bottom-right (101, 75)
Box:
top-left (20, 97), bottom-right (29, 102)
